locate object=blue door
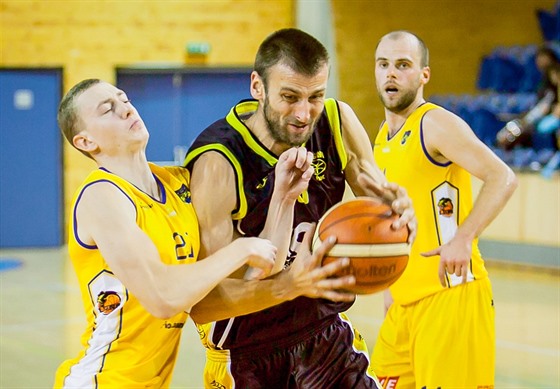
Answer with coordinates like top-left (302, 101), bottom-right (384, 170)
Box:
top-left (116, 68), bottom-right (252, 163)
top-left (0, 69), bottom-right (63, 247)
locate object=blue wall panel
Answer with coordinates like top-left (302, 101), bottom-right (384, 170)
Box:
top-left (0, 69), bottom-right (63, 247)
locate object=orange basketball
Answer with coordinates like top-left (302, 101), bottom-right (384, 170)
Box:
top-left (313, 197), bottom-right (410, 294)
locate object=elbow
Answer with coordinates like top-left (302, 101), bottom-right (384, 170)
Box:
top-left (506, 167), bottom-right (519, 194)
top-left (189, 305), bottom-right (213, 325)
top-left (148, 302), bottom-right (182, 320)
top-left (143, 296), bottom-right (187, 320)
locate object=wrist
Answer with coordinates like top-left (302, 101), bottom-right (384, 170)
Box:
top-left (271, 270), bottom-right (296, 301)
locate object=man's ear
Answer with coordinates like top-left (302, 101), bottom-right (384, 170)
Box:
top-left (421, 66), bottom-right (431, 85)
top-left (250, 71), bottom-right (265, 100)
top-left (73, 132), bottom-right (98, 155)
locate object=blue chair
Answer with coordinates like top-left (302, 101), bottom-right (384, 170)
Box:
top-left (536, 4), bottom-right (560, 41)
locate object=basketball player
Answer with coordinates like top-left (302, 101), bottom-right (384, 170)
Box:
top-left (184, 28), bottom-right (416, 388)
top-left (368, 31), bottom-right (518, 388)
top-left (53, 79), bottom-right (356, 387)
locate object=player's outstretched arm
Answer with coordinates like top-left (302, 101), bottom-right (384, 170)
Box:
top-left (76, 182), bottom-right (278, 319)
top-left (190, 225), bottom-right (355, 324)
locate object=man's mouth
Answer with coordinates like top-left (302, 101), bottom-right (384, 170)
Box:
top-left (385, 85), bottom-right (399, 94)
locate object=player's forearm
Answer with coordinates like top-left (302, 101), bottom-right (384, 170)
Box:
top-left (143, 245), bottom-right (249, 319)
top-left (259, 192), bottom-right (296, 274)
top-left (457, 165), bottom-right (517, 241)
top-left (189, 274), bottom-right (291, 323)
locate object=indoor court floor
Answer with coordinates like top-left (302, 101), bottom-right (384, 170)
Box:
top-left (1, 247), bottom-right (558, 388)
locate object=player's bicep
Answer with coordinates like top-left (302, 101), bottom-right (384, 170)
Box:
top-left (76, 182), bottom-right (138, 247)
top-left (338, 102), bottom-right (387, 196)
top-left (76, 183), bottom-right (162, 290)
top-left (425, 110), bottom-right (504, 181)
top-left (190, 152), bottom-right (238, 257)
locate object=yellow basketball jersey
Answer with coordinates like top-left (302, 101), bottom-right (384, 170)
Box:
top-left (54, 163), bottom-right (200, 388)
top-left (374, 103), bottom-right (488, 305)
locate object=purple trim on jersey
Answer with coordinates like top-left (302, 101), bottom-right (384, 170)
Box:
top-left (154, 175), bottom-right (166, 203)
top-left (420, 112), bottom-right (452, 167)
top-left (73, 180), bottom-right (137, 250)
top-left (98, 167), bottom-right (167, 204)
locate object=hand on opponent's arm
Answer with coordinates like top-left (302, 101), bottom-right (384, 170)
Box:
top-left (190, 224), bottom-right (356, 324)
top-left (78, 181), bottom-right (278, 319)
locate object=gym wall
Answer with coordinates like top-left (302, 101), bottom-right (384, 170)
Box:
top-left (1, 0), bottom-right (557, 253)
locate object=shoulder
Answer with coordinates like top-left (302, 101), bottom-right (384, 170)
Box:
top-left (422, 105), bottom-right (470, 134)
top-left (77, 177), bottom-right (135, 210)
top-left (156, 164), bottom-right (192, 187)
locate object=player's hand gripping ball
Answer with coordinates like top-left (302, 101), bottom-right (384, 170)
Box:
top-left (313, 197), bottom-right (410, 294)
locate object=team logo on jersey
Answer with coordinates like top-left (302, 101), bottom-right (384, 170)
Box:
top-left (401, 130), bottom-right (411, 145)
top-left (437, 197), bottom-right (454, 217)
top-left (256, 176), bottom-right (268, 190)
top-left (97, 291), bottom-right (121, 315)
top-left (175, 184), bottom-right (192, 203)
top-left (312, 151), bottom-right (326, 181)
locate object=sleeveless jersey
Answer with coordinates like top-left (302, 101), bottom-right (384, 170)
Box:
top-left (54, 163), bottom-right (200, 388)
top-left (185, 98), bottom-right (352, 353)
top-left (373, 103), bottom-right (488, 305)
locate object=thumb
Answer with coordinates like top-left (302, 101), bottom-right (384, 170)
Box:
top-left (421, 247), bottom-right (441, 257)
top-left (300, 223), bottom-right (316, 255)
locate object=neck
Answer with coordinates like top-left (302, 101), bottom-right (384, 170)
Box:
top-left (385, 98), bottom-right (426, 136)
top-left (96, 153), bottom-right (159, 199)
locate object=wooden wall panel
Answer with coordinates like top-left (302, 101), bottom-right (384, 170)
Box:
top-left (1, 0), bottom-right (294, 219)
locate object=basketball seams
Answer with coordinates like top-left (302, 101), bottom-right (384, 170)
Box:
top-left (319, 212), bottom-right (394, 235)
top-left (326, 242), bottom-right (410, 257)
top-left (313, 197), bottom-right (409, 294)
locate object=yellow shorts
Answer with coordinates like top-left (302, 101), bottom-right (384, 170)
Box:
top-left (203, 313), bottom-right (377, 389)
top-left (369, 278), bottom-right (495, 389)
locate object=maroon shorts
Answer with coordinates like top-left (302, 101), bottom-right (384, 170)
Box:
top-left (224, 315), bottom-right (379, 389)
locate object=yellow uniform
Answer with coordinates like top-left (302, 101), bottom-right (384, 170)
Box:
top-left (370, 103), bottom-right (495, 388)
top-left (54, 164), bottom-right (200, 388)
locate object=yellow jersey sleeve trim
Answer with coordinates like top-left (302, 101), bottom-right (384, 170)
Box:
top-left (184, 144), bottom-right (247, 220)
top-left (324, 98), bottom-right (347, 170)
top-left (226, 102), bottom-right (278, 166)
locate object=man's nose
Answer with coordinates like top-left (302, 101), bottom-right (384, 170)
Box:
top-left (294, 100), bottom-right (311, 123)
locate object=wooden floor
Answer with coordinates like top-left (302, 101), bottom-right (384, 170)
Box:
top-left (1, 247), bottom-right (558, 388)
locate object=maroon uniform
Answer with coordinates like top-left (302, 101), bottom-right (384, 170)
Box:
top-left (185, 99), bottom-right (378, 388)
